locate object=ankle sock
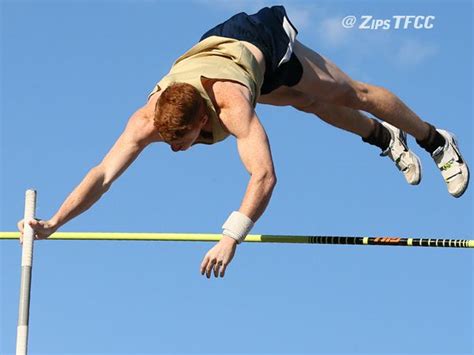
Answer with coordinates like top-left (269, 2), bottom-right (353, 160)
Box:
top-left (362, 120), bottom-right (392, 152)
top-left (416, 123), bottom-right (446, 154)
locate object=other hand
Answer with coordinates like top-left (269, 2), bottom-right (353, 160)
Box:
top-left (200, 235), bottom-right (237, 278)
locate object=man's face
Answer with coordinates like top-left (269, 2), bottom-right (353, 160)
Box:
top-left (168, 112), bottom-right (208, 152)
top-left (169, 127), bottom-right (202, 152)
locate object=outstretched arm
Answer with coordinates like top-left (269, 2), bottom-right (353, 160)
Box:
top-left (51, 110), bottom-right (151, 227)
top-left (17, 108), bottom-right (153, 242)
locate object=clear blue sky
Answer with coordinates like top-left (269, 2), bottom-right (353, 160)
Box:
top-left (1, 1), bottom-right (472, 354)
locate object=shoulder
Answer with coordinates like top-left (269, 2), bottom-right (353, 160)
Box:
top-left (211, 80), bottom-right (252, 109)
top-left (210, 80), bottom-right (257, 138)
top-left (126, 96), bottom-right (163, 146)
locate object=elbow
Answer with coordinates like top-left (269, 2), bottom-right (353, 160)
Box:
top-left (102, 181), bottom-right (112, 193)
top-left (267, 173), bottom-right (277, 190)
top-left (91, 166), bottom-right (112, 192)
top-left (102, 177), bottom-right (113, 193)
top-left (253, 170), bottom-right (277, 191)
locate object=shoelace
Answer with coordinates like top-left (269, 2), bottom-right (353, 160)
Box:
top-left (433, 143), bottom-right (461, 182)
top-left (386, 139), bottom-right (411, 172)
top-left (395, 152), bottom-right (412, 172)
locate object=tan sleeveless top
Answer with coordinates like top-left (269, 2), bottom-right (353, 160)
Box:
top-left (148, 35), bottom-right (264, 145)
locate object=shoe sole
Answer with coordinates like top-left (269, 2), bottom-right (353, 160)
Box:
top-left (410, 153), bottom-right (422, 185)
top-left (401, 128), bottom-right (422, 185)
top-left (385, 122), bottom-right (423, 186)
top-left (450, 133), bottom-right (470, 198)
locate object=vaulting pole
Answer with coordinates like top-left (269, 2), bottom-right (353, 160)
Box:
top-left (16, 189), bottom-right (36, 355)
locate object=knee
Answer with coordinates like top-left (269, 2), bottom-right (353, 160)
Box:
top-left (293, 102), bottom-right (313, 113)
top-left (292, 96), bottom-right (318, 113)
top-left (327, 80), bottom-right (373, 111)
top-left (303, 79), bottom-right (357, 109)
top-left (293, 98), bottom-right (326, 115)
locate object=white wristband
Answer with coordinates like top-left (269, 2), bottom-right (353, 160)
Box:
top-left (222, 211), bottom-right (254, 244)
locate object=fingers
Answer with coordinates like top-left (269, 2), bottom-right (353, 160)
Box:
top-left (200, 256), bottom-right (216, 278)
top-left (17, 218), bottom-right (49, 246)
top-left (17, 220), bottom-right (24, 245)
top-left (205, 259), bottom-right (216, 279)
top-left (214, 260), bottom-right (226, 278)
top-left (30, 220), bottom-right (42, 239)
top-left (200, 241), bottom-right (236, 279)
top-left (17, 219), bottom-right (24, 233)
top-left (200, 255), bottom-right (210, 276)
top-left (201, 257), bottom-right (228, 279)
top-left (29, 218), bottom-right (40, 229)
top-left (220, 263), bottom-right (227, 278)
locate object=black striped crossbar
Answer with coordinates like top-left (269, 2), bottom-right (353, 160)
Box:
top-left (0, 232), bottom-right (472, 248)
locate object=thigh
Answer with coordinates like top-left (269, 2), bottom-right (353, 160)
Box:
top-left (257, 85), bottom-right (313, 108)
top-left (292, 40), bottom-right (356, 104)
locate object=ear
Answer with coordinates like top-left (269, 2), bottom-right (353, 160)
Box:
top-left (199, 99), bottom-right (208, 125)
top-left (200, 114), bottom-right (209, 126)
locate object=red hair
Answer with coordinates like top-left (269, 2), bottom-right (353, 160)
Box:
top-left (154, 82), bottom-right (204, 141)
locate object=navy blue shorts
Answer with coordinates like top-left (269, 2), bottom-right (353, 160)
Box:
top-left (200, 5), bottom-right (304, 95)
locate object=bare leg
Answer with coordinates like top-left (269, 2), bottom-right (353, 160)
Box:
top-left (292, 40), bottom-right (430, 141)
top-left (349, 81), bottom-right (430, 141)
top-left (258, 52), bottom-right (469, 196)
top-left (258, 86), bottom-right (376, 138)
top-left (259, 86), bottom-right (423, 186)
top-left (293, 99), bottom-right (375, 138)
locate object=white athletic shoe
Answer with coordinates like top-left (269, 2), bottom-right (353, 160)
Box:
top-left (432, 129), bottom-right (469, 198)
top-left (380, 122), bottom-right (422, 185)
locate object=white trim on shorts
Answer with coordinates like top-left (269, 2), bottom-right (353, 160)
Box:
top-left (278, 15), bottom-right (298, 67)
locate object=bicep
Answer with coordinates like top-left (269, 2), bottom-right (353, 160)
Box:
top-left (98, 134), bottom-right (145, 187)
top-left (235, 113), bottom-right (275, 177)
top-left (97, 112), bottom-right (149, 186)
top-left (217, 83), bottom-right (275, 177)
